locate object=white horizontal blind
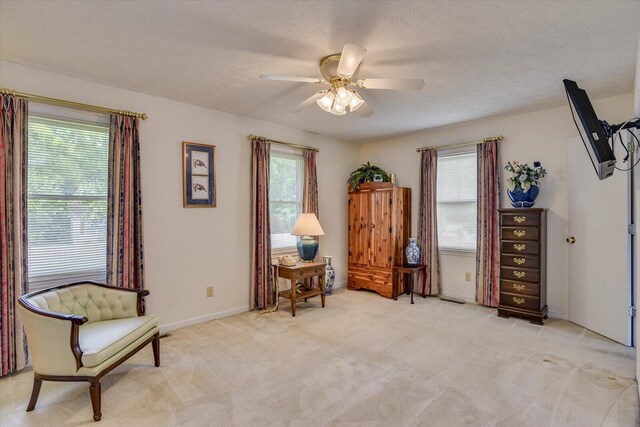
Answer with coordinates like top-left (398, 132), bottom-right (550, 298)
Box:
top-left (27, 114), bottom-right (109, 291)
top-left (437, 151), bottom-right (478, 252)
top-left (269, 151), bottom-right (303, 250)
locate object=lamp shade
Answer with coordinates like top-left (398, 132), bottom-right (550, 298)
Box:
top-left (291, 213), bottom-right (325, 236)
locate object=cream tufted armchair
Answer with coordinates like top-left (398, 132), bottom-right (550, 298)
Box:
top-left (18, 281), bottom-right (160, 422)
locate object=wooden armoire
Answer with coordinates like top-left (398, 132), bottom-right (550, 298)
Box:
top-left (347, 182), bottom-right (411, 298)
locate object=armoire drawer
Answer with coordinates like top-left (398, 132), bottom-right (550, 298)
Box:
top-left (500, 279), bottom-right (539, 296)
top-left (501, 240), bottom-right (539, 255)
top-left (500, 266), bottom-right (540, 283)
top-left (348, 266), bottom-right (392, 284)
top-left (502, 227), bottom-right (540, 241)
top-left (500, 253), bottom-right (539, 268)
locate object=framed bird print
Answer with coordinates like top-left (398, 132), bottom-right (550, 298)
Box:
top-left (183, 141), bottom-right (216, 207)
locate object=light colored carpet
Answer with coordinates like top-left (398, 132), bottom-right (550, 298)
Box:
top-left (1, 289), bottom-right (638, 426)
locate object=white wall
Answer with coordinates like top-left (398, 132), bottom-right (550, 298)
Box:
top-left (360, 93), bottom-right (634, 317)
top-left (0, 60), bottom-right (360, 332)
top-left (633, 34), bottom-right (640, 396)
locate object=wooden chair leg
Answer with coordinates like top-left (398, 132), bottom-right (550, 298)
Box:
top-left (89, 379), bottom-right (102, 422)
top-left (26, 376), bottom-right (42, 412)
top-left (152, 334), bottom-right (160, 367)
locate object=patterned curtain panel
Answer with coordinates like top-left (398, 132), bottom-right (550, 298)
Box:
top-left (0, 94), bottom-right (28, 376)
top-left (251, 137), bottom-right (274, 309)
top-left (302, 149), bottom-right (318, 216)
top-left (302, 148), bottom-right (319, 283)
top-left (107, 114), bottom-right (145, 290)
top-left (475, 140), bottom-right (500, 307)
top-left (417, 149), bottom-right (441, 295)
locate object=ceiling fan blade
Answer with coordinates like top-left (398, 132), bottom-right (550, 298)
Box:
top-left (292, 91), bottom-right (326, 113)
top-left (337, 44), bottom-right (367, 78)
top-left (355, 101), bottom-right (374, 117)
top-left (357, 78), bottom-right (425, 90)
top-left (260, 74), bottom-right (323, 83)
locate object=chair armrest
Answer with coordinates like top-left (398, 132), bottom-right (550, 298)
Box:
top-left (18, 298), bottom-right (88, 325)
top-left (18, 298), bottom-right (88, 373)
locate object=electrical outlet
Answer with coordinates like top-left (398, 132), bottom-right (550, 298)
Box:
top-left (464, 272), bottom-right (471, 282)
top-left (206, 286), bottom-right (214, 297)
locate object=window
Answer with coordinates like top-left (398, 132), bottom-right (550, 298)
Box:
top-left (437, 150), bottom-right (477, 252)
top-left (269, 150), bottom-right (304, 250)
top-left (27, 112), bottom-right (110, 291)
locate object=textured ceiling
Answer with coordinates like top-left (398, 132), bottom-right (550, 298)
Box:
top-left (1, 1), bottom-right (639, 143)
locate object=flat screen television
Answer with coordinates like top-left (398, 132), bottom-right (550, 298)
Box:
top-left (563, 79), bottom-right (616, 180)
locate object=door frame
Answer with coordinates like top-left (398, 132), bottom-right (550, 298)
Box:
top-left (628, 131), bottom-right (637, 347)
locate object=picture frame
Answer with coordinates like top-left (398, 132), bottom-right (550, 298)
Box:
top-left (183, 141), bottom-right (216, 208)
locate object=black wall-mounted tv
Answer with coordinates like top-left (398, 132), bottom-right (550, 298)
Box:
top-left (563, 79), bottom-right (616, 180)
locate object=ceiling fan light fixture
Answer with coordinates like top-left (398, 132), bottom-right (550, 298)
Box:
top-left (317, 90), bottom-right (335, 113)
top-left (336, 86), bottom-right (351, 103)
top-left (331, 100), bottom-right (347, 115)
top-left (348, 91), bottom-right (364, 112)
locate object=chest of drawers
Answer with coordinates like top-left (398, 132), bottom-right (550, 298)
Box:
top-left (497, 208), bottom-right (548, 325)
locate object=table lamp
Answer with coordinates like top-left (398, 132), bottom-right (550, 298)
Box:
top-left (291, 213), bottom-right (325, 262)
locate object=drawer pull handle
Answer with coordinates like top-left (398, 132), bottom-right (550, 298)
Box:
top-left (513, 244), bottom-right (526, 251)
top-left (514, 216), bottom-right (526, 223)
top-left (513, 297), bottom-right (525, 305)
top-left (512, 283), bottom-right (525, 291)
top-left (513, 257), bottom-right (526, 265)
top-left (513, 270), bottom-right (526, 278)
top-left (514, 230), bottom-right (526, 237)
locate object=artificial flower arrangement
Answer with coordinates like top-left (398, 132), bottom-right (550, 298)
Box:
top-left (505, 161), bottom-right (547, 192)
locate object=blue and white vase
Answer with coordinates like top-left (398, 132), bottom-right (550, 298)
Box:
top-left (508, 185), bottom-right (540, 208)
top-left (322, 256), bottom-right (335, 295)
top-left (405, 238), bottom-right (420, 265)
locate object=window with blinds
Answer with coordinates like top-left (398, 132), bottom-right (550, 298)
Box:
top-left (436, 151), bottom-right (478, 252)
top-left (269, 151), bottom-right (303, 251)
top-left (27, 114), bottom-right (110, 291)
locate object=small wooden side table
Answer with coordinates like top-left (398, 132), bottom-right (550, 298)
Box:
top-left (393, 264), bottom-right (427, 304)
top-left (277, 261), bottom-right (326, 317)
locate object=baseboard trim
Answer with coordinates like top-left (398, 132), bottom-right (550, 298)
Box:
top-left (440, 292), bottom-right (476, 304)
top-left (440, 292), bottom-right (568, 320)
top-left (332, 280), bottom-right (347, 290)
top-left (160, 305), bottom-right (250, 334)
top-left (160, 280), bottom-right (346, 334)
top-left (547, 311), bottom-right (568, 320)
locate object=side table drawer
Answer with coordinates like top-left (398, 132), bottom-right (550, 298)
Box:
top-left (294, 267), bottom-right (324, 278)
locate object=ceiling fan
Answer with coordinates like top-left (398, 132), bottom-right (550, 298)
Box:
top-left (260, 44), bottom-right (425, 117)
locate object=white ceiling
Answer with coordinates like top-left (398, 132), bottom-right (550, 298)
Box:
top-left (1, 1), bottom-right (639, 143)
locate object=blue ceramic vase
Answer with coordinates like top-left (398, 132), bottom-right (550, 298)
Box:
top-left (508, 185), bottom-right (540, 208)
top-left (322, 256), bottom-right (335, 295)
top-left (405, 238), bottom-right (420, 265)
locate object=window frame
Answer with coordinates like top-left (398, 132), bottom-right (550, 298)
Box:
top-left (26, 106), bottom-right (110, 292)
top-left (269, 148), bottom-right (304, 254)
top-left (436, 147), bottom-right (478, 256)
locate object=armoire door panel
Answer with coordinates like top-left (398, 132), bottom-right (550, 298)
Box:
top-left (348, 193), bottom-right (359, 264)
top-left (370, 191), bottom-right (392, 268)
top-left (349, 192), bottom-right (369, 266)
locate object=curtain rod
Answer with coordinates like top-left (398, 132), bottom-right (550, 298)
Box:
top-left (248, 134), bottom-right (319, 152)
top-left (0, 87), bottom-right (148, 120)
top-left (416, 135), bottom-right (504, 152)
